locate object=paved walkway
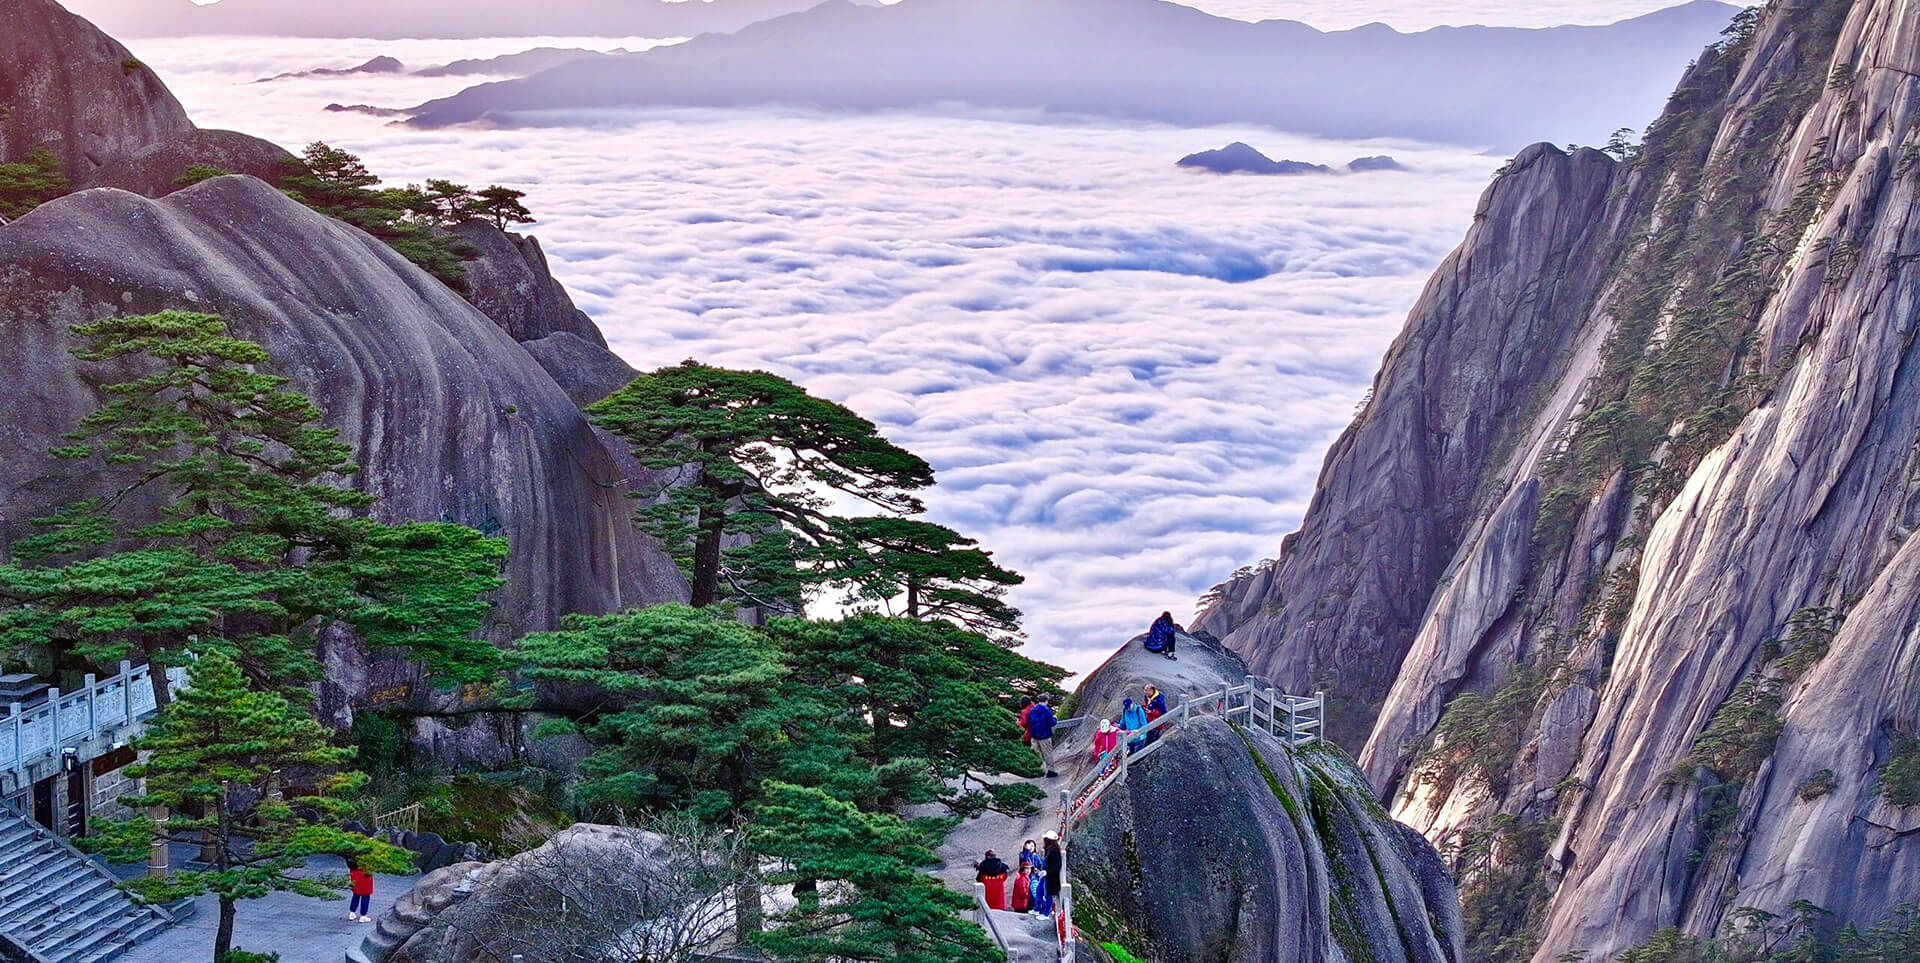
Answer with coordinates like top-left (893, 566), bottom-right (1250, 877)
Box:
top-left (112, 848), bottom-right (418, 963)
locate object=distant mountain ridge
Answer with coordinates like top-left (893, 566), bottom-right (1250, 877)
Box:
top-left (1176, 142), bottom-right (1404, 174)
top-left (404, 0), bottom-right (1742, 150)
top-left (58, 0), bottom-right (823, 38)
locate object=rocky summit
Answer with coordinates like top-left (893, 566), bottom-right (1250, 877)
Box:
top-left (1198, 0), bottom-right (1920, 957)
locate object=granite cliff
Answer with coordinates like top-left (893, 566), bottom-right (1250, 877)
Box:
top-left (0, 0), bottom-right (682, 758)
top-left (1060, 633), bottom-right (1463, 963)
top-left (1198, 0), bottom-right (1920, 957)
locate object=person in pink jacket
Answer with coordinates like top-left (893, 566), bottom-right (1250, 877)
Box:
top-left (1091, 719), bottom-right (1119, 764)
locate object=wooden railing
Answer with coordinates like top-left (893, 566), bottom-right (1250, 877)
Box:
top-left (370, 802), bottom-right (422, 834)
top-left (1051, 678), bottom-right (1324, 962)
top-left (0, 661), bottom-right (187, 777)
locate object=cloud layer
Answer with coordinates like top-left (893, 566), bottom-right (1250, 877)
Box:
top-left (137, 37), bottom-right (1498, 675)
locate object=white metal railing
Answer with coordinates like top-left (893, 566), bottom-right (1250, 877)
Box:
top-left (1051, 677), bottom-right (1324, 962)
top-left (0, 661), bottom-right (186, 776)
top-left (973, 881), bottom-right (1010, 952)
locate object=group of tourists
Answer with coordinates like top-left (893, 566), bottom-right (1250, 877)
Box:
top-left (973, 614), bottom-right (1186, 919)
top-left (973, 832), bottom-right (1065, 918)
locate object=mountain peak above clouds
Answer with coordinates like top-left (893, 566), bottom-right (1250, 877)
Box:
top-left (403, 0), bottom-right (1743, 150)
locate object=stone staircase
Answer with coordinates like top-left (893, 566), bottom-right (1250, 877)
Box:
top-left (983, 908), bottom-right (1065, 962)
top-left (0, 809), bottom-right (174, 963)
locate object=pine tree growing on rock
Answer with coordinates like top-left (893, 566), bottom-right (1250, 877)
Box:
top-left (0, 312), bottom-right (509, 701)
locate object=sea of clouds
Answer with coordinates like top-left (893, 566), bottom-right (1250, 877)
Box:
top-left (135, 36), bottom-right (1499, 675)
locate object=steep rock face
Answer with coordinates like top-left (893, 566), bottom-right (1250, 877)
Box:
top-left (78, 127), bottom-right (294, 197)
top-left (1199, 0), bottom-right (1920, 958)
top-left (1195, 141), bottom-right (1622, 748)
top-left (0, 177), bottom-right (684, 722)
top-left (0, 0), bottom-right (194, 179)
top-left (452, 221), bottom-right (608, 348)
top-left (1067, 633), bottom-right (1463, 963)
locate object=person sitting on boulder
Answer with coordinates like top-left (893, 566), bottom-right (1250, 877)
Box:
top-left (975, 850), bottom-right (1011, 910)
top-left (1010, 860), bottom-right (1034, 913)
top-left (1144, 611), bottom-right (1178, 661)
top-left (1027, 694), bottom-right (1060, 778)
top-left (1120, 698), bottom-right (1149, 753)
top-left (1092, 718), bottom-right (1119, 764)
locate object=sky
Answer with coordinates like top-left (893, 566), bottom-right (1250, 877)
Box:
top-left (93, 0), bottom-right (1705, 32)
top-left (130, 34), bottom-right (1501, 676)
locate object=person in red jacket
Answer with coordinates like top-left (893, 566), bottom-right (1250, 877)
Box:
top-left (975, 850), bottom-right (1011, 910)
top-left (1017, 696), bottom-right (1036, 746)
top-left (348, 865), bottom-right (375, 923)
top-left (1092, 719), bottom-right (1119, 764)
top-left (1010, 863), bottom-right (1033, 913)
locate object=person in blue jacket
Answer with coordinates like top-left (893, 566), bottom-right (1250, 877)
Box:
top-left (1144, 611), bottom-right (1178, 661)
top-left (1027, 694), bottom-right (1060, 778)
top-left (1120, 697), bottom-right (1150, 752)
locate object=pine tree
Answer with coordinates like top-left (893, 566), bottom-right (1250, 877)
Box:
top-left (0, 312), bottom-right (508, 701)
top-left (0, 146), bottom-right (72, 220)
top-left (587, 362), bottom-right (935, 608)
top-left (772, 615), bottom-right (1064, 818)
top-left (476, 185), bottom-right (535, 230)
top-left (819, 516), bottom-right (1025, 643)
top-left (277, 142), bottom-right (477, 287)
top-left (80, 651), bottom-right (413, 962)
top-left (516, 604), bottom-right (799, 942)
top-left (752, 782), bottom-right (1005, 963)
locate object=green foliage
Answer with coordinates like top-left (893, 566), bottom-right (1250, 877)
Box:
top-left (588, 361), bottom-right (932, 608)
top-left (1101, 944), bottom-right (1147, 963)
top-left (1769, 607), bottom-right (1840, 682)
top-left (1797, 769), bottom-right (1836, 801)
top-left (0, 312), bottom-right (508, 694)
top-left (476, 185), bottom-right (535, 230)
top-left (517, 604), bottom-right (792, 821)
top-left (120, 57), bottom-right (144, 73)
top-left (751, 781), bottom-right (1005, 963)
top-left (175, 163), bottom-right (233, 187)
top-left (80, 652), bottom-right (411, 961)
top-left (1680, 676), bottom-right (1783, 783)
top-left (768, 614), bottom-right (1064, 817)
top-left (0, 146), bottom-right (71, 219)
top-left (277, 142), bottom-right (485, 287)
top-left (219, 951), bottom-right (280, 963)
top-left (1452, 813), bottom-right (1555, 963)
top-left (1878, 732), bottom-right (1920, 807)
top-left (1612, 901), bottom-right (1920, 963)
top-left (1413, 657), bottom-right (1556, 800)
top-left (519, 607), bottom-right (1053, 956)
top-left (819, 515), bottom-right (1026, 643)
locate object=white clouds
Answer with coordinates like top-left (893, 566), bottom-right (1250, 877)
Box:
top-left (132, 38), bottom-right (1497, 676)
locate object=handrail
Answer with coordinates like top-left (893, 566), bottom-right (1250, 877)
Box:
top-left (973, 881), bottom-right (1010, 952)
top-left (0, 661), bottom-right (187, 777)
top-left (1051, 676), bottom-right (1325, 962)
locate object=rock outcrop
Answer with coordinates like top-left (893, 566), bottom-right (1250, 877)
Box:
top-left (0, 0), bottom-right (675, 751)
top-left (1197, 0), bottom-right (1920, 958)
top-left (1065, 632), bottom-right (1463, 963)
top-left (0, 176), bottom-right (684, 726)
top-left (0, 0), bottom-right (193, 181)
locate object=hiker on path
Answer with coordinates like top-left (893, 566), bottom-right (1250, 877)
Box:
top-left (1020, 839), bottom-right (1041, 872)
top-left (1010, 860), bottom-right (1034, 912)
top-left (1028, 695), bottom-right (1060, 778)
top-left (976, 850), bottom-right (1011, 910)
top-left (1040, 832), bottom-right (1064, 917)
top-left (348, 864), bottom-right (375, 922)
top-left (1120, 697), bottom-right (1149, 752)
top-left (1092, 718), bottom-right (1119, 764)
top-left (1017, 695), bottom-right (1036, 746)
top-left (1145, 611), bottom-right (1178, 661)
top-left (1144, 684), bottom-right (1170, 745)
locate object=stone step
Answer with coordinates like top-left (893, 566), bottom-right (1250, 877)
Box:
top-left (0, 810), bottom-right (175, 963)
